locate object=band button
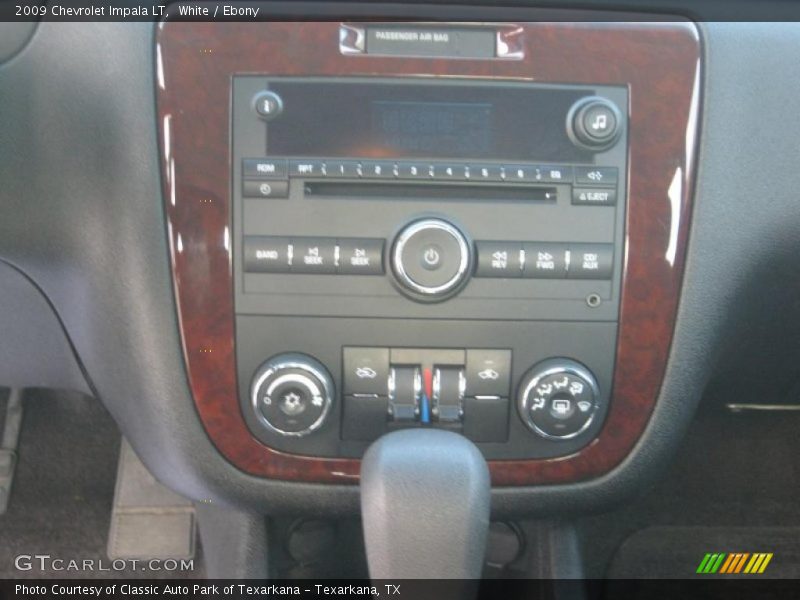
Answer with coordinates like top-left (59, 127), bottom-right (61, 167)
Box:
top-left (244, 236), bottom-right (291, 273)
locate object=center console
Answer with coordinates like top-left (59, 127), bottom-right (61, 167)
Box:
top-left (234, 74), bottom-right (626, 460)
top-left (157, 20), bottom-right (700, 485)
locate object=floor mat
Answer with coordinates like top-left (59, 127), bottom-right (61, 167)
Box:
top-left (0, 389), bottom-right (202, 579)
top-left (578, 405), bottom-right (800, 581)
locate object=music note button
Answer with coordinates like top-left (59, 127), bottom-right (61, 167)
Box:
top-left (581, 103), bottom-right (617, 140)
top-left (569, 97), bottom-right (622, 150)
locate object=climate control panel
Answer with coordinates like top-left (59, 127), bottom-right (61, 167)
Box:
top-left (236, 315), bottom-right (614, 461)
top-left (341, 347), bottom-right (511, 443)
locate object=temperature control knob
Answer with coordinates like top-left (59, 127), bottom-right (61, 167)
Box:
top-left (250, 353), bottom-right (334, 437)
top-left (517, 359), bottom-right (599, 440)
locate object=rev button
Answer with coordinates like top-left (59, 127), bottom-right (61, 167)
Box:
top-left (475, 241), bottom-right (522, 278)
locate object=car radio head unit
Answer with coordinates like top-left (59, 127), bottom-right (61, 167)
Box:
top-left (234, 76), bottom-right (627, 317)
top-left (260, 79), bottom-right (597, 162)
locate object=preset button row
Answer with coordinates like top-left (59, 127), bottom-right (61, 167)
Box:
top-left (248, 157), bottom-right (589, 184)
top-left (244, 236), bottom-right (384, 275)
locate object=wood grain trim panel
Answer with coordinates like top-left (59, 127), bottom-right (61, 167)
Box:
top-left (156, 21), bottom-right (700, 485)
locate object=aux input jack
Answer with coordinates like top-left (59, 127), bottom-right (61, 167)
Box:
top-left (586, 293), bottom-right (602, 308)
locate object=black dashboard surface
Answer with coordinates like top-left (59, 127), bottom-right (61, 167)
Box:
top-left (1, 13), bottom-right (799, 515)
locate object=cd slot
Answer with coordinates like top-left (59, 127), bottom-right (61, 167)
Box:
top-left (304, 182), bottom-right (558, 202)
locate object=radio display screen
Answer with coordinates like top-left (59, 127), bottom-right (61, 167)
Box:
top-left (370, 101), bottom-right (493, 157)
top-left (265, 79), bottom-right (592, 162)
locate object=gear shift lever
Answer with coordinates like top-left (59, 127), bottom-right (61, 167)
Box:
top-left (360, 429), bottom-right (491, 580)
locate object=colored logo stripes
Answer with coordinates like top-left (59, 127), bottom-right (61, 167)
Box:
top-left (696, 553), bottom-right (773, 574)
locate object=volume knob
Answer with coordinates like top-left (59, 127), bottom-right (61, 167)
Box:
top-left (391, 218), bottom-right (472, 301)
top-left (517, 359), bottom-right (599, 440)
top-left (250, 353), bottom-right (334, 437)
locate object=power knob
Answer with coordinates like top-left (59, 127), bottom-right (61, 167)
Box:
top-left (391, 218), bottom-right (472, 301)
top-left (250, 353), bottom-right (334, 437)
top-left (517, 359), bottom-right (600, 440)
